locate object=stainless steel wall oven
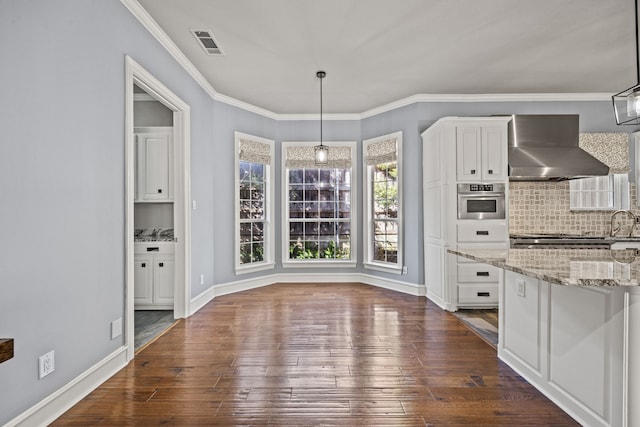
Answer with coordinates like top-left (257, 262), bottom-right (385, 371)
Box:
top-left (457, 183), bottom-right (506, 220)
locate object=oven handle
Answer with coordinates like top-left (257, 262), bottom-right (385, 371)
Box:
top-left (457, 193), bottom-right (505, 198)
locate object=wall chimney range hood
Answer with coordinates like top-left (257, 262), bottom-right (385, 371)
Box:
top-left (507, 114), bottom-right (609, 181)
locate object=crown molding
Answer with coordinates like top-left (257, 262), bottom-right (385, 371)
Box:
top-left (121, 1), bottom-right (614, 121)
top-left (120, 0), bottom-right (217, 100)
top-left (359, 93), bottom-right (613, 119)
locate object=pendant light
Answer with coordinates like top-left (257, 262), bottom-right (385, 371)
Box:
top-left (314, 71), bottom-right (329, 165)
top-left (613, 0), bottom-right (640, 125)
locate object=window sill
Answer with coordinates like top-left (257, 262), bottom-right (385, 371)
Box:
top-left (282, 260), bottom-right (357, 269)
top-left (364, 262), bottom-right (403, 275)
top-left (235, 262), bottom-right (275, 275)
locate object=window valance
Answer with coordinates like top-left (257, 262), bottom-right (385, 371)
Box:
top-left (285, 145), bottom-right (352, 169)
top-left (365, 137), bottom-right (398, 165)
top-left (239, 138), bottom-right (272, 165)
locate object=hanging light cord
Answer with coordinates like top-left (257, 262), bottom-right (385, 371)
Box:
top-left (318, 71), bottom-right (326, 147)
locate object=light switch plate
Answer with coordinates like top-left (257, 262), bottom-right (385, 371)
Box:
top-left (111, 318), bottom-right (122, 339)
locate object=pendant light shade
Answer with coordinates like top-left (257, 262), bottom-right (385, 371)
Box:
top-left (613, 0), bottom-right (640, 125)
top-left (314, 71), bottom-right (329, 165)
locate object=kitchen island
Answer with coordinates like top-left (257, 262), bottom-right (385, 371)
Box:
top-left (448, 248), bottom-right (640, 427)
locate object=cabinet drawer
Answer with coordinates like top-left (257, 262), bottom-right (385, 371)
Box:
top-left (134, 242), bottom-right (175, 255)
top-left (458, 284), bottom-right (499, 304)
top-left (458, 263), bottom-right (500, 283)
top-left (457, 222), bottom-right (507, 243)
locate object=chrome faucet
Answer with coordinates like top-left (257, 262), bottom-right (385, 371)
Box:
top-left (610, 210), bottom-right (637, 237)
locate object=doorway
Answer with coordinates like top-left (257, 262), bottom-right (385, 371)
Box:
top-left (125, 56), bottom-right (191, 361)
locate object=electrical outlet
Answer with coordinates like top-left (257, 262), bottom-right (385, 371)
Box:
top-left (200, 274), bottom-right (204, 285)
top-left (39, 350), bottom-right (55, 379)
top-left (516, 280), bottom-right (526, 297)
top-left (402, 266), bottom-right (408, 274)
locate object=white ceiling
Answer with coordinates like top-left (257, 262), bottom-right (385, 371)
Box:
top-left (137, 0), bottom-right (638, 114)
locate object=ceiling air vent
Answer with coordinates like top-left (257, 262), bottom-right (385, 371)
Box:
top-left (191, 29), bottom-right (224, 55)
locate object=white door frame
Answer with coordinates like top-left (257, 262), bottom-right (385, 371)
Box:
top-left (125, 56), bottom-right (192, 361)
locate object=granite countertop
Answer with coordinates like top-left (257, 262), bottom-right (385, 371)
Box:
top-left (134, 228), bottom-right (175, 242)
top-left (448, 248), bottom-right (640, 287)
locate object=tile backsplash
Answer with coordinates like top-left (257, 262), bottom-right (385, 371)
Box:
top-left (509, 181), bottom-right (640, 236)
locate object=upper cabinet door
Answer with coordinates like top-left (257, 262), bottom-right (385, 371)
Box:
top-left (456, 126), bottom-right (482, 181)
top-left (136, 129), bottom-right (173, 202)
top-left (481, 126), bottom-right (507, 181)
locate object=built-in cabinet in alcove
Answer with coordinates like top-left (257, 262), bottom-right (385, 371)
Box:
top-left (133, 88), bottom-right (175, 309)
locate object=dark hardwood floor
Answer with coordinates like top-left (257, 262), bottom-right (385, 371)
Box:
top-left (53, 283), bottom-right (578, 426)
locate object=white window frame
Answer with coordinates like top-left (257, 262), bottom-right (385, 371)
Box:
top-left (234, 131), bottom-right (275, 274)
top-left (569, 174), bottom-right (629, 211)
top-left (281, 141), bottom-right (357, 268)
top-left (363, 132), bottom-right (403, 274)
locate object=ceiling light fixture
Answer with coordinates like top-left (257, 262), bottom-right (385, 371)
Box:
top-left (314, 71), bottom-right (329, 165)
top-left (613, 0), bottom-right (640, 125)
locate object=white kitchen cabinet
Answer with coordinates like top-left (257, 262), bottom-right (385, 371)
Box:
top-left (135, 127), bottom-right (173, 202)
top-left (422, 117), bottom-right (511, 311)
top-left (456, 125), bottom-right (507, 182)
top-left (500, 270), bottom-right (626, 427)
top-left (134, 243), bottom-right (174, 309)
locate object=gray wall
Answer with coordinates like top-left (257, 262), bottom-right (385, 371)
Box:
top-left (134, 100), bottom-right (173, 127)
top-left (0, 0), bottom-right (214, 423)
top-left (2, 0), bottom-right (640, 424)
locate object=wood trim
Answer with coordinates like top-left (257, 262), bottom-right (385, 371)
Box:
top-left (0, 339), bottom-right (13, 364)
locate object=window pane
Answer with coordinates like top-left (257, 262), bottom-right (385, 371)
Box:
top-left (319, 189), bottom-right (334, 201)
top-left (252, 201), bottom-right (264, 219)
top-left (252, 242), bottom-right (264, 262)
top-left (240, 243), bottom-right (252, 264)
top-left (289, 169), bottom-right (303, 183)
top-left (239, 223), bottom-right (252, 243)
top-left (289, 221), bottom-right (303, 237)
top-left (319, 202), bottom-right (336, 218)
top-left (304, 188), bottom-right (319, 201)
top-left (252, 222), bottom-right (264, 241)
top-left (289, 186), bottom-right (304, 201)
top-left (304, 202), bottom-right (319, 218)
top-left (319, 169), bottom-right (332, 184)
top-left (304, 169), bottom-right (319, 183)
top-left (239, 201), bottom-right (251, 219)
top-left (289, 202), bottom-right (304, 218)
top-left (239, 161), bottom-right (251, 181)
top-left (250, 163), bottom-right (264, 182)
top-left (339, 202), bottom-right (350, 219)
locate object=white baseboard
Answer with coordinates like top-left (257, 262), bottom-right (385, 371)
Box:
top-left (426, 291), bottom-right (455, 311)
top-left (6, 346), bottom-right (127, 427)
top-left (190, 273), bottom-right (423, 315)
top-left (360, 273), bottom-right (425, 296)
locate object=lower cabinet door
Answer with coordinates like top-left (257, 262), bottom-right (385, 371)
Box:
top-left (153, 256), bottom-right (175, 305)
top-left (134, 255), bottom-right (154, 306)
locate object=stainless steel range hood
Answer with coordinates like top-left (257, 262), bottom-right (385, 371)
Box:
top-left (508, 114), bottom-right (609, 181)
